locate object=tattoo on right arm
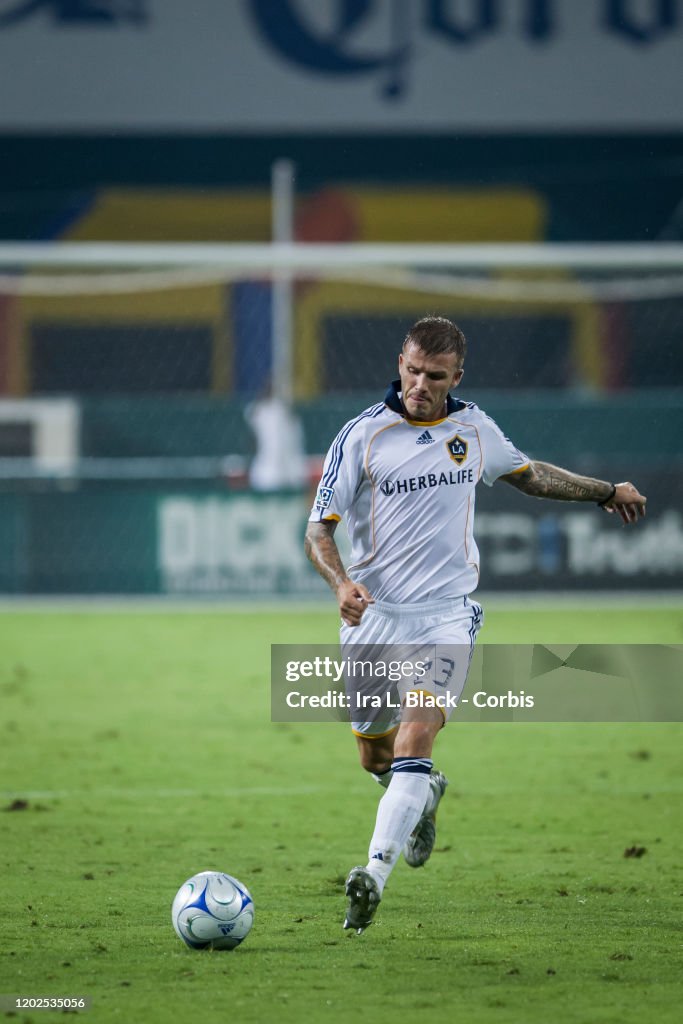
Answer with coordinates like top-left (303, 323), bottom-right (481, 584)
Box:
top-left (304, 520), bottom-right (349, 593)
top-left (503, 461), bottom-right (613, 503)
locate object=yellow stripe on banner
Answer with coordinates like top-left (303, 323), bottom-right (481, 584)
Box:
top-left (4, 296), bottom-right (26, 396)
top-left (574, 302), bottom-right (605, 389)
top-left (353, 188), bottom-right (547, 243)
top-left (213, 285), bottom-right (231, 394)
top-left (17, 289), bottom-right (224, 322)
top-left (62, 186), bottom-right (544, 245)
top-left (64, 189), bottom-right (272, 242)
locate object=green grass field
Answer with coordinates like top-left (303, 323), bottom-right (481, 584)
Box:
top-left (1, 604), bottom-right (682, 1024)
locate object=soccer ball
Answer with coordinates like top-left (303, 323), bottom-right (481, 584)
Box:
top-left (171, 871), bottom-right (254, 950)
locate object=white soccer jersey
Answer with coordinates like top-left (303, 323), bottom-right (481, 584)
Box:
top-left (309, 382), bottom-right (529, 603)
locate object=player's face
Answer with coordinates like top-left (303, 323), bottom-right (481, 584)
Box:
top-left (398, 343), bottom-right (464, 421)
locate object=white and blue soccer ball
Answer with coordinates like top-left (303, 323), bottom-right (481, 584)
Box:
top-left (171, 871), bottom-right (254, 950)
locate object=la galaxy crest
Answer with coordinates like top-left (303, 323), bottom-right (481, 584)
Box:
top-left (446, 434), bottom-right (468, 466)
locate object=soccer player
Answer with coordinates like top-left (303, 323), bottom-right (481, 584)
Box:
top-left (304, 316), bottom-right (646, 934)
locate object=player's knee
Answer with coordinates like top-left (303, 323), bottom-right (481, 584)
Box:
top-left (394, 717), bottom-right (442, 759)
top-left (358, 746), bottom-right (391, 774)
top-left (355, 735), bottom-right (393, 774)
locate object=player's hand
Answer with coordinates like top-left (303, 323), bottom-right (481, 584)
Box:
top-left (336, 580), bottom-right (374, 627)
top-left (601, 481), bottom-right (647, 525)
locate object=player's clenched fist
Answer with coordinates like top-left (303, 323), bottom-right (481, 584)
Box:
top-left (601, 481), bottom-right (647, 525)
top-left (336, 580), bottom-right (374, 627)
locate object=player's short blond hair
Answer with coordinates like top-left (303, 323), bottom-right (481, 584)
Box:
top-left (404, 316), bottom-right (466, 367)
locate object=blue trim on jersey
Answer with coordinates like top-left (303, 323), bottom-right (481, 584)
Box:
top-left (384, 379), bottom-right (466, 416)
top-left (321, 403), bottom-right (385, 490)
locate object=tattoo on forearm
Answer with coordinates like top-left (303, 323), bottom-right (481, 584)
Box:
top-left (505, 461), bottom-right (612, 503)
top-left (304, 522), bottom-right (348, 591)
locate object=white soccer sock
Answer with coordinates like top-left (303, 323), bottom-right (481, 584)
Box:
top-left (374, 767), bottom-right (441, 811)
top-left (366, 757), bottom-right (432, 895)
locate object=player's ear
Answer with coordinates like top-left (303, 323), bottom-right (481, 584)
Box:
top-left (398, 351), bottom-right (404, 370)
top-left (452, 368), bottom-right (464, 388)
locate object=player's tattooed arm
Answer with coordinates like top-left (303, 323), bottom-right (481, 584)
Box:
top-left (304, 520), bottom-right (348, 590)
top-left (304, 521), bottom-right (374, 626)
top-left (503, 461), bottom-right (612, 502)
top-left (501, 461), bottom-right (647, 524)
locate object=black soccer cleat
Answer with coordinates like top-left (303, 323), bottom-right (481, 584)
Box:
top-left (343, 866), bottom-right (381, 934)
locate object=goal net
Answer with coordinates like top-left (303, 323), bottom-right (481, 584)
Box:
top-left (0, 242), bottom-right (681, 595)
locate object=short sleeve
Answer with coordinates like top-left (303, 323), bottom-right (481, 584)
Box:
top-left (309, 420), bottom-right (365, 522)
top-left (478, 413), bottom-right (530, 486)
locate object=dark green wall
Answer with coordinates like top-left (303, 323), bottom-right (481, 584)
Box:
top-left (79, 392), bottom-right (683, 467)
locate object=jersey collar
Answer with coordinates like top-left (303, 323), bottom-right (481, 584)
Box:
top-left (384, 379), bottom-right (466, 422)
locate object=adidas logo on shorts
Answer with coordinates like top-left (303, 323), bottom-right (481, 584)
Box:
top-left (416, 430), bottom-right (435, 445)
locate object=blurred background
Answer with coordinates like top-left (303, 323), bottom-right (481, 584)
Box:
top-left (0, 0), bottom-right (681, 597)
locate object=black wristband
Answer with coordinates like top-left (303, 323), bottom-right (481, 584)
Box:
top-left (597, 484), bottom-right (617, 507)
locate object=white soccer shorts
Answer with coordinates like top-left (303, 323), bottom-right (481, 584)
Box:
top-left (340, 596), bottom-right (483, 738)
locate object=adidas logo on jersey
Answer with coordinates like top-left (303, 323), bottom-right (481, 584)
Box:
top-left (416, 430), bottom-right (435, 445)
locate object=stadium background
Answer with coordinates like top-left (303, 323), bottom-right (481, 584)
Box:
top-left (0, 1), bottom-right (681, 597)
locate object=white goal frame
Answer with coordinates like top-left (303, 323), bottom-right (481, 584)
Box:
top-left (0, 241), bottom-right (682, 269)
top-left (1, 241), bottom-right (682, 407)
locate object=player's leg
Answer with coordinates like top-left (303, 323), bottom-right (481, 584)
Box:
top-left (393, 715), bottom-right (442, 759)
top-left (344, 708), bottom-right (443, 932)
top-left (344, 605), bottom-right (475, 931)
top-left (396, 717), bottom-right (449, 868)
top-left (356, 714), bottom-right (444, 787)
top-left (363, 710), bottom-right (443, 888)
top-left (355, 729), bottom-right (395, 774)
top-left (344, 662), bottom-right (447, 929)
top-left (352, 619), bottom-right (481, 923)
top-left (399, 631), bottom-right (482, 869)
top-left (399, 607), bottom-right (483, 869)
